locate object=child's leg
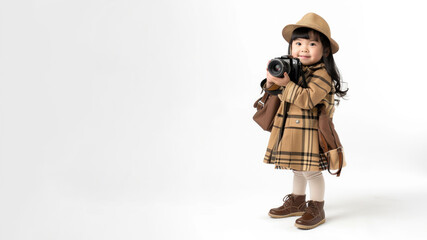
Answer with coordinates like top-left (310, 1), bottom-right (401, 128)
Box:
top-left (292, 170), bottom-right (307, 195)
top-left (302, 171), bottom-right (325, 201)
top-left (294, 171), bottom-right (326, 229)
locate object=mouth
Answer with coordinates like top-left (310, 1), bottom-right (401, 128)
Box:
top-left (298, 55), bottom-right (310, 59)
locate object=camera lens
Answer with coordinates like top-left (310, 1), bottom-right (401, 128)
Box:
top-left (268, 59), bottom-right (290, 78)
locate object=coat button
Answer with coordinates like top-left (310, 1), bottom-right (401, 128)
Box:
top-left (296, 120), bottom-right (300, 124)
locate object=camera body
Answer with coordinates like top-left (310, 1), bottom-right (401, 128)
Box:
top-left (267, 55), bottom-right (302, 84)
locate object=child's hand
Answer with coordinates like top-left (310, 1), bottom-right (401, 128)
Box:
top-left (266, 71), bottom-right (291, 87)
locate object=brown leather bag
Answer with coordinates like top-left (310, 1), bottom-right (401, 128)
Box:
top-left (253, 79), bottom-right (281, 132)
top-left (318, 110), bottom-right (346, 177)
top-left (253, 92), bottom-right (281, 132)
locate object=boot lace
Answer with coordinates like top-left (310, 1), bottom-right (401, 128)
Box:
top-left (303, 201), bottom-right (319, 216)
top-left (282, 194), bottom-right (294, 207)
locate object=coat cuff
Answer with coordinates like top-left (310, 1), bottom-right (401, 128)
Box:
top-left (264, 83), bottom-right (280, 91)
top-left (260, 79), bottom-right (283, 95)
top-left (266, 84), bottom-right (283, 95)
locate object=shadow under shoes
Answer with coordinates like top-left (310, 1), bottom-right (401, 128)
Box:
top-left (268, 194), bottom-right (306, 218)
top-left (295, 200), bottom-right (325, 229)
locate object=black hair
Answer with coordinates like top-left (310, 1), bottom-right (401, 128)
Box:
top-left (288, 27), bottom-right (348, 104)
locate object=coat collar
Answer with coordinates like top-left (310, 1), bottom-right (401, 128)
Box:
top-left (302, 62), bottom-right (325, 75)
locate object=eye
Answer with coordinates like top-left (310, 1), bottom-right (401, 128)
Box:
top-left (294, 42), bottom-right (301, 46)
top-left (310, 42), bottom-right (317, 46)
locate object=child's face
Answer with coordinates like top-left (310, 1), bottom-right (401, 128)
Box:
top-left (291, 37), bottom-right (324, 66)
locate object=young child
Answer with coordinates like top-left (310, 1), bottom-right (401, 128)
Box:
top-left (262, 13), bottom-right (347, 229)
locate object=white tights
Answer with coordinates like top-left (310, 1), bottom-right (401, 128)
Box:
top-left (292, 170), bottom-right (325, 201)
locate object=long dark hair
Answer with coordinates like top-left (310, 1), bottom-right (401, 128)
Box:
top-left (288, 27), bottom-right (348, 104)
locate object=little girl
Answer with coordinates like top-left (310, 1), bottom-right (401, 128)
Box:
top-left (262, 13), bottom-right (347, 229)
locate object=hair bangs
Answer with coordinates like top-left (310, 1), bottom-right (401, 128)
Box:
top-left (290, 27), bottom-right (320, 42)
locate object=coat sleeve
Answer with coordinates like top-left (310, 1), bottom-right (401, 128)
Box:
top-left (280, 69), bottom-right (332, 110)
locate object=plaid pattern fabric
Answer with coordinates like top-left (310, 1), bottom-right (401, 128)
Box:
top-left (264, 63), bottom-right (334, 171)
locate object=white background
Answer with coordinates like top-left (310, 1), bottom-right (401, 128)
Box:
top-left (1, 0), bottom-right (427, 239)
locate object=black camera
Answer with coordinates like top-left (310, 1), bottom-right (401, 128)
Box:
top-left (267, 55), bottom-right (302, 84)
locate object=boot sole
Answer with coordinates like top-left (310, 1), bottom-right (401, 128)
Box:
top-left (295, 219), bottom-right (326, 229)
top-left (268, 212), bottom-right (304, 218)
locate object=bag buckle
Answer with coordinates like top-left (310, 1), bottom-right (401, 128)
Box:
top-left (257, 100), bottom-right (265, 107)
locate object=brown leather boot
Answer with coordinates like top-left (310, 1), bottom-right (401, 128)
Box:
top-left (268, 194), bottom-right (306, 218)
top-left (295, 200), bottom-right (325, 229)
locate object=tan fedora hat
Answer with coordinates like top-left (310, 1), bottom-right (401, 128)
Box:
top-left (282, 12), bottom-right (339, 54)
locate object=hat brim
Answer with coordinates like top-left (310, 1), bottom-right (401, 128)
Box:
top-left (282, 24), bottom-right (339, 54)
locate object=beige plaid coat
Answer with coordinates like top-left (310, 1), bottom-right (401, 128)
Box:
top-left (264, 63), bottom-right (335, 171)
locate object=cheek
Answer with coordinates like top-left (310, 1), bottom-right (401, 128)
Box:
top-left (291, 48), bottom-right (299, 57)
top-left (314, 49), bottom-right (323, 59)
